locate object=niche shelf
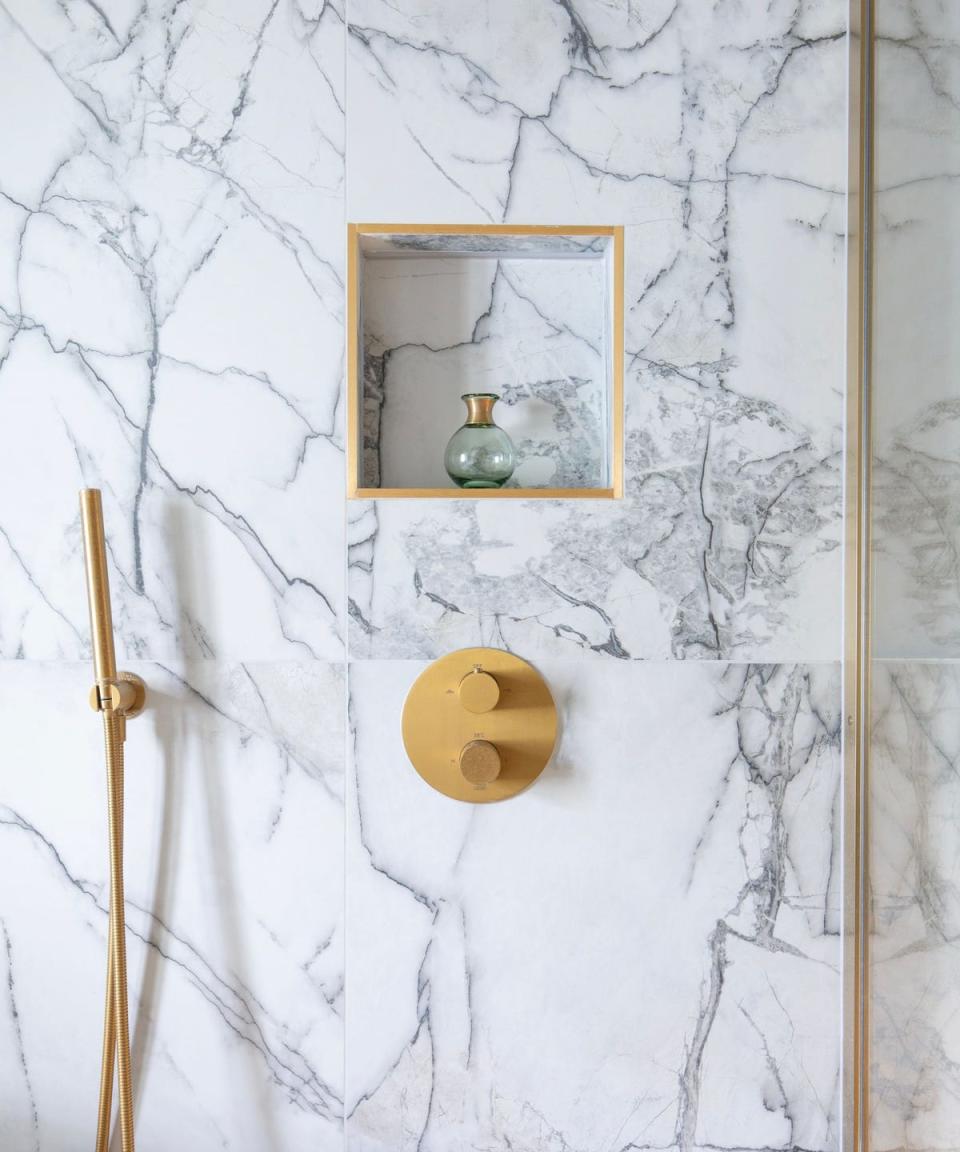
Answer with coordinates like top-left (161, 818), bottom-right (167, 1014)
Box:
top-left (347, 223), bottom-right (624, 499)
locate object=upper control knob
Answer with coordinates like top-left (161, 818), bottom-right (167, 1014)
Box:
top-left (458, 669), bottom-right (500, 713)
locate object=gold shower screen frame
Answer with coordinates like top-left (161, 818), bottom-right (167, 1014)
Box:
top-left (844, 2), bottom-right (872, 1151)
top-left (346, 222), bottom-right (624, 500)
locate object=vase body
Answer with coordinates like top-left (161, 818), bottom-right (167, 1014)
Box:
top-left (444, 393), bottom-right (516, 489)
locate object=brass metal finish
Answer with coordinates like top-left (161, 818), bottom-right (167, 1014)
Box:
top-left (402, 647), bottom-right (557, 803)
top-left (350, 486), bottom-right (618, 500)
top-left (89, 673), bottom-right (147, 719)
top-left (611, 225), bottom-right (625, 500)
top-left (458, 668), bottom-right (500, 714)
top-left (80, 489), bottom-right (118, 687)
top-left (459, 739), bottom-right (502, 786)
top-left (462, 394), bottom-right (498, 426)
top-left (80, 489), bottom-right (144, 1152)
top-left (347, 223), bottom-right (625, 500)
top-left (844, 4), bottom-right (872, 1151)
top-left (99, 710), bottom-right (134, 1152)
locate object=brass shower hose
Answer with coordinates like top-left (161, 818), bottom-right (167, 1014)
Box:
top-left (80, 489), bottom-right (145, 1152)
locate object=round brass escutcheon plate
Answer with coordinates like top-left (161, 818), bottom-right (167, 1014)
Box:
top-left (401, 647), bottom-right (557, 803)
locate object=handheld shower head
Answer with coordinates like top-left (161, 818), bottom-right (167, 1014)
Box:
top-left (79, 488), bottom-right (145, 1152)
top-left (79, 488), bottom-right (118, 687)
top-left (79, 490), bottom-right (144, 717)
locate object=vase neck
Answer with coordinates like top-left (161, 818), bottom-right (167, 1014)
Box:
top-left (463, 394), bottom-right (497, 425)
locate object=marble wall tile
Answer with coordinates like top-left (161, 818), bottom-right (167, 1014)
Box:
top-left (346, 1), bottom-right (845, 227)
top-left (0, 2), bottom-right (853, 1149)
top-left (347, 660), bottom-right (843, 1152)
top-left (872, 4), bottom-right (960, 658)
top-left (868, 7), bottom-right (960, 1146)
top-left (347, 2), bottom-right (847, 662)
top-left (0, 660), bottom-right (344, 1152)
top-left (870, 661), bottom-right (960, 1152)
top-left (0, 0), bottom-right (346, 663)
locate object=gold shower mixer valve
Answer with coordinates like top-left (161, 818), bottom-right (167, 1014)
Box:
top-left (402, 647), bottom-right (557, 803)
top-left (456, 667), bottom-right (503, 783)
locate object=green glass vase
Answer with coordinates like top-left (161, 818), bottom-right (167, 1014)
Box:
top-left (444, 393), bottom-right (516, 489)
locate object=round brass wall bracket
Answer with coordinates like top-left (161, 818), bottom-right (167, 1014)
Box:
top-left (401, 647), bottom-right (557, 803)
top-left (89, 671), bottom-right (147, 718)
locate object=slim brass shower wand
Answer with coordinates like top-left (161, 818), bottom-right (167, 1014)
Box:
top-left (80, 489), bottom-right (146, 1152)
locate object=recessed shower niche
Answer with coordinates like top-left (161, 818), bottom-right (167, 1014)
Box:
top-left (347, 224), bottom-right (624, 498)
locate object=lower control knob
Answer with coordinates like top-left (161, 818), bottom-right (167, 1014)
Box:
top-left (459, 739), bottom-right (501, 786)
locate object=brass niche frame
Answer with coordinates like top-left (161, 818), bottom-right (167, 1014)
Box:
top-left (346, 222), bottom-right (625, 500)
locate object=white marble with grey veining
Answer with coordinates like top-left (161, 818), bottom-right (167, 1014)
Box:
top-left (0, 660), bottom-right (344, 1151)
top-left (0, 1), bottom-right (853, 1148)
top-left (347, 0), bottom-right (847, 661)
top-left (349, 356), bottom-right (843, 660)
top-left (873, 403), bottom-right (960, 658)
top-left (347, 659), bottom-right (843, 1152)
top-left (868, 10), bottom-right (960, 1151)
top-left (0, 0), bottom-right (346, 663)
top-left (872, 2), bottom-right (960, 658)
top-left (361, 233), bottom-right (609, 256)
top-left (870, 661), bottom-right (960, 1152)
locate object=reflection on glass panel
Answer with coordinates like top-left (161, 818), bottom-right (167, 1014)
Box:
top-left (871, 4), bottom-right (960, 1151)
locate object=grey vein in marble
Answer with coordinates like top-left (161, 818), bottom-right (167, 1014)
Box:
top-left (350, 367), bottom-right (842, 660)
top-left (870, 662), bottom-right (960, 1152)
top-left (359, 233), bottom-right (610, 256)
top-left (346, 660), bottom-right (842, 1152)
top-left (0, 660), bottom-right (345, 1149)
top-left (346, 0), bottom-right (846, 662)
top-left (0, 0), bottom-right (347, 662)
top-left (874, 402), bottom-right (960, 656)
